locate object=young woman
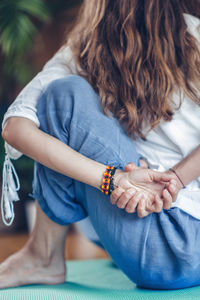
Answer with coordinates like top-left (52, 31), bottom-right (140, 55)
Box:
top-left (1, 0), bottom-right (200, 290)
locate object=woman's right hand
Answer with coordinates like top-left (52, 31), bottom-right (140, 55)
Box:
top-left (110, 163), bottom-right (179, 218)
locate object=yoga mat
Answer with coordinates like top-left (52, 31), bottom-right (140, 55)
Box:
top-left (1, 259), bottom-right (200, 299)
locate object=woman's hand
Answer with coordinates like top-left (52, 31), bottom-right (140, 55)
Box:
top-left (110, 162), bottom-right (179, 218)
top-left (124, 162), bottom-right (181, 205)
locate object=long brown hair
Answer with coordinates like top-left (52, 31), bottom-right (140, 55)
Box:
top-left (67, 0), bottom-right (200, 138)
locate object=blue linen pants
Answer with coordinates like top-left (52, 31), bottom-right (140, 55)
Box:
top-left (33, 75), bottom-right (200, 290)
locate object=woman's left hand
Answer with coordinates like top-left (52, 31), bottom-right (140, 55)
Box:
top-left (110, 162), bottom-right (180, 218)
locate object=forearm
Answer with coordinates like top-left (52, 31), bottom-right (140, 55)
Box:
top-left (171, 145), bottom-right (200, 186)
top-left (2, 117), bottom-right (122, 190)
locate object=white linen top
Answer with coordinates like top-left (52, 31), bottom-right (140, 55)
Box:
top-left (134, 91), bottom-right (200, 219)
top-left (1, 14), bottom-right (200, 223)
top-left (2, 45), bottom-right (76, 159)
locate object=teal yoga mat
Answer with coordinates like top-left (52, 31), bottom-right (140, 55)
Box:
top-left (1, 259), bottom-right (200, 299)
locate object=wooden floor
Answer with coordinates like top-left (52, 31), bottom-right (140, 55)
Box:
top-left (0, 227), bottom-right (109, 263)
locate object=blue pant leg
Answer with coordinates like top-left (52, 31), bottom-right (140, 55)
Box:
top-left (66, 76), bottom-right (200, 289)
top-left (33, 74), bottom-right (146, 273)
top-left (35, 75), bottom-right (159, 287)
top-left (34, 75), bottom-right (200, 290)
top-left (33, 74), bottom-right (141, 225)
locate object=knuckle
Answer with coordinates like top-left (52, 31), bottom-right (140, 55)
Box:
top-left (126, 207), bottom-right (135, 213)
top-left (125, 202), bottom-right (135, 213)
top-left (110, 191), bottom-right (115, 197)
top-left (137, 205), bottom-right (144, 218)
top-left (148, 205), bottom-right (155, 213)
top-left (138, 210), bottom-right (144, 218)
top-left (110, 193), bottom-right (116, 201)
top-left (158, 202), bottom-right (163, 210)
top-left (141, 210), bottom-right (149, 217)
top-left (117, 199), bottom-right (126, 209)
top-left (172, 196), bottom-right (177, 202)
top-left (111, 188), bottom-right (123, 200)
top-left (174, 190), bottom-right (179, 198)
top-left (124, 192), bottom-right (131, 200)
top-left (110, 194), bottom-right (119, 204)
top-left (157, 200), bottom-right (163, 209)
top-left (112, 188), bottom-right (121, 197)
top-left (164, 198), bottom-right (170, 208)
top-left (146, 198), bottom-right (153, 210)
top-left (168, 193), bottom-right (172, 201)
top-left (125, 207), bottom-right (132, 213)
top-left (164, 190), bottom-right (170, 199)
top-left (156, 207), bottom-right (162, 213)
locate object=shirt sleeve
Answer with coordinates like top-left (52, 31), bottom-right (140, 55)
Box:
top-left (184, 13), bottom-right (200, 46)
top-left (2, 45), bottom-right (76, 159)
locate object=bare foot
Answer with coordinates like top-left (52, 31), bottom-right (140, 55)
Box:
top-left (0, 244), bottom-right (66, 289)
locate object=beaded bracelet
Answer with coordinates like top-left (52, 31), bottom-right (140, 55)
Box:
top-left (100, 166), bottom-right (117, 196)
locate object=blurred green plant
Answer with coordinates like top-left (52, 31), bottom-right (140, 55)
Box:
top-left (0, 0), bottom-right (50, 104)
top-left (0, 0), bottom-right (49, 57)
top-left (0, 0), bottom-right (82, 106)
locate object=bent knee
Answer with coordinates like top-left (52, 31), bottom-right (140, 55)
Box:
top-left (37, 75), bottom-right (100, 119)
top-left (135, 263), bottom-right (191, 290)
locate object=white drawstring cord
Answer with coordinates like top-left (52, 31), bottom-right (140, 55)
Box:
top-left (1, 154), bottom-right (20, 226)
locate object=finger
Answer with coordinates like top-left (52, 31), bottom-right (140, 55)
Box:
top-left (162, 189), bottom-right (173, 209)
top-left (152, 194), bottom-right (163, 213)
top-left (110, 187), bottom-right (125, 204)
top-left (125, 192), bottom-right (141, 213)
top-left (168, 179), bottom-right (179, 202)
top-left (138, 194), bottom-right (159, 217)
top-left (145, 193), bottom-right (157, 212)
top-left (124, 162), bottom-right (138, 172)
top-left (137, 196), bottom-right (147, 218)
top-left (138, 209), bottom-right (151, 218)
top-left (139, 194), bottom-right (153, 217)
top-left (149, 170), bottom-right (174, 182)
top-left (116, 189), bottom-right (136, 209)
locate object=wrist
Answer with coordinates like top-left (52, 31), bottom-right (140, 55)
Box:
top-left (98, 166), bottom-right (124, 194)
top-left (113, 169), bottom-right (124, 187)
top-left (168, 168), bottom-right (185, 189)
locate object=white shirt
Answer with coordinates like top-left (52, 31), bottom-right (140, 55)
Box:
top-left (1, 13), bottom-right (200, 221)
top-left (2, 45), bottom-right (76, 159)
top-left (134, 92), bottom-right (200, 219)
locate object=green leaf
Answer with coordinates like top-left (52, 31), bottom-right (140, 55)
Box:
top-left (0, 0), bottom-right (50, 57)
top-left (0, 14), bottom-right (36, 56)
top-left (17, 0), bottom-right (49, 22)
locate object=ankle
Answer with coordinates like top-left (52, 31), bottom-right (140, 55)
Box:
top-left (25, 235), bottom-right (60, 267)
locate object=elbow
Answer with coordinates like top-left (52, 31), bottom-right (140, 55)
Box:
top-left (1, 117), bottom-right (24, 146)
top-left (2, 119), bottom-right (13, 144)
top-left (1, 127), bottom-right (7, 141)
top-left (2, 117), bottom-right (37, 149)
